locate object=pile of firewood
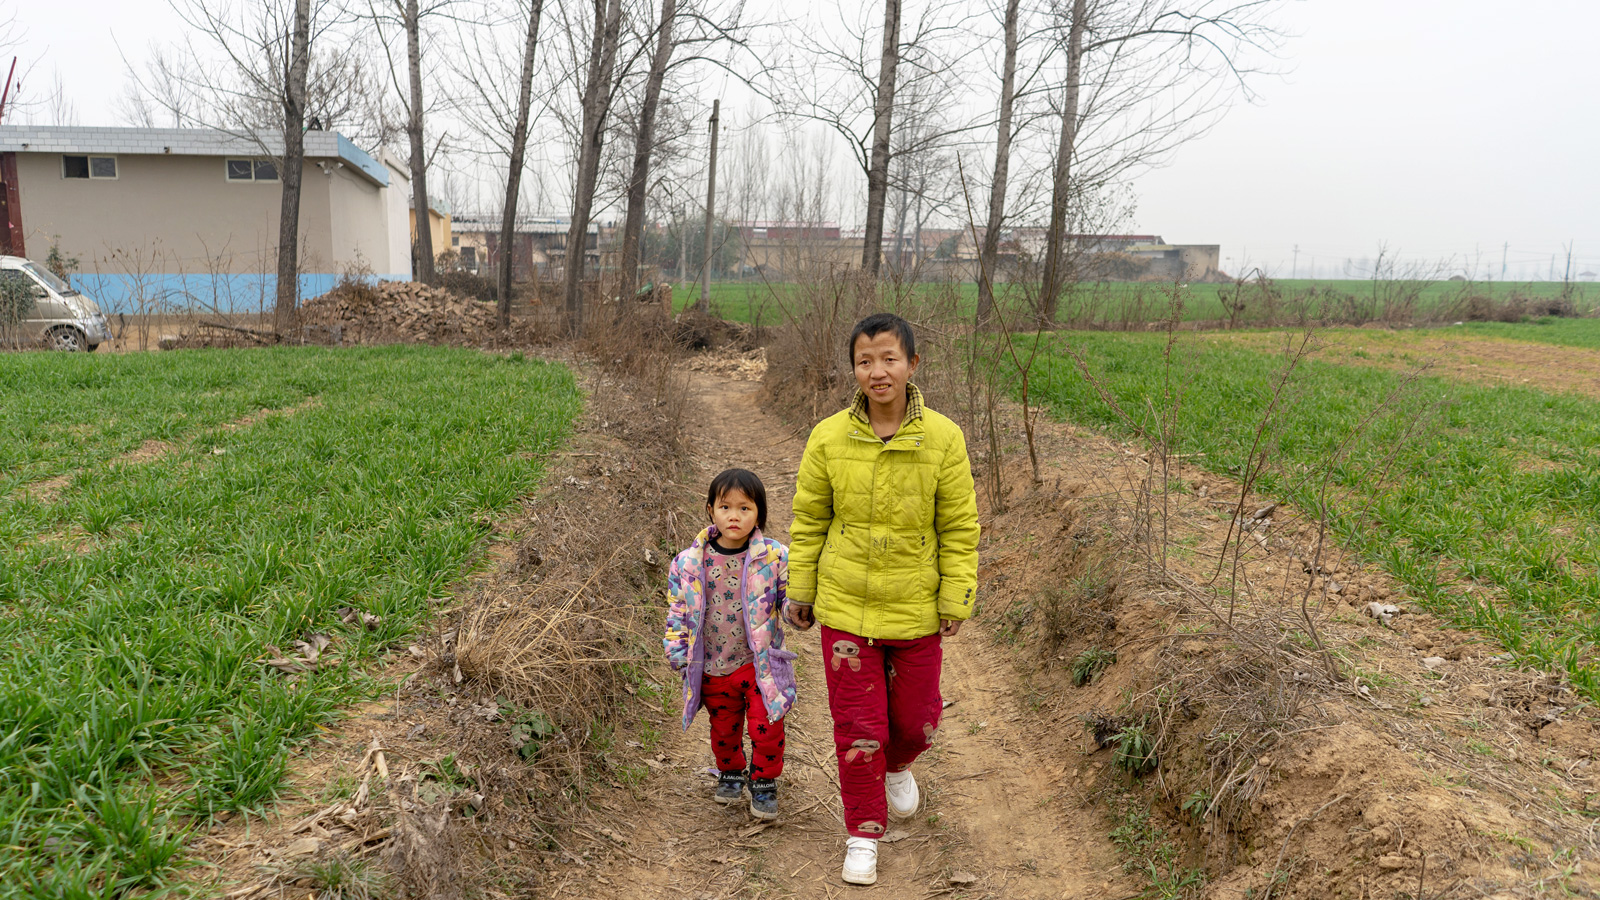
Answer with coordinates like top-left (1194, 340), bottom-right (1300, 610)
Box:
top-left (299, 280), bottom-right (497, 345)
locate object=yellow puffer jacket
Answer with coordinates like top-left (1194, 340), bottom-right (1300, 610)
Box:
top-left (789, 384), bottom-right (980, 639)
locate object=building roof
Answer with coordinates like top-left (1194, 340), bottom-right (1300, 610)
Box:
top-left (453, 214), bottom-right (597, 236)
top-left (0, 125), bottom-right (389, 187)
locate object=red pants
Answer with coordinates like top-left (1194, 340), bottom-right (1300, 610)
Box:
top-left (821, 625), bottom-right (943, 838)
top-left (703, 663), bottom-right (786, 779)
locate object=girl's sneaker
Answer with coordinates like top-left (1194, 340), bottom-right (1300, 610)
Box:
top-left (714, 770), bottom-right (747, 804)
top-left (749, 778), bottom-right (779, 820)
top-left (885, 769), bottom-right (920, 819)
top-left (842, 836), bottom-right (878, 885)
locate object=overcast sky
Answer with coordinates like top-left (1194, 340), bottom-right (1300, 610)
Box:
top-left (7, 0), bottom-right (1598, 280)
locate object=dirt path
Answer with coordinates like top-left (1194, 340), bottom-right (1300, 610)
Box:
top-left (545, 371), bottom-right (1134, 898)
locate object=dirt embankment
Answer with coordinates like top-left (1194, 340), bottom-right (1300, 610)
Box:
top-left (194, 343), bottom-right (1600, 900)
top-left (983, 417), bottom-right (1600, 898)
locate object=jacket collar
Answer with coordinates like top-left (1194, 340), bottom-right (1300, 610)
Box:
top-left (693, 524), bottom-right (769, 560)
top-left (848, 382), bottom-right (925, 430)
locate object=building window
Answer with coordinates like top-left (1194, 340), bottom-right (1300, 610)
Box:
top-left (227, 159), bottom-right (280, 182)
top-left (63, 155), bottom-right (117, 179)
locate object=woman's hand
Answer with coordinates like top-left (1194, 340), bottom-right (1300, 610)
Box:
top-left (785, 602), bottom-right (816, 630)
top-left (939, 619), bottom-right (962, 637)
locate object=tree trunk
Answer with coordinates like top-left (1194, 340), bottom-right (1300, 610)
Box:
top-left (497, 0), bottom-right (546, 329)
top-left (1038, 0), bottom-right (1086, 328)
top-left (619, 0), bottom-right (677, 303)
top-left (976, 0), bottom-right (1021, 324)
top-left (859, 0), bottom-right (901, 276)
top-left (274, 0), bottom-right (311, 337)
top-left (891, 166), bottom-right (909, 274)
top-left (563, 0), bottom-right (624, 336)
top-left (404, 0), bottom-right (434, 284)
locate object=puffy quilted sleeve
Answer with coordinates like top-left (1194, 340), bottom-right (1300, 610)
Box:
top-left (788, 426), bottom-right (833, 606)
top-left (663, 552), bottom-right (692, 671)
top-left (933, 427), bottom-right (981, 621)
top-left (772, 541), bottom-right (793, 630)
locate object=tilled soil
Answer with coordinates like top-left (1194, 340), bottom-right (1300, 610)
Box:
top-left (1212, 327), bottom-right (1600, 399)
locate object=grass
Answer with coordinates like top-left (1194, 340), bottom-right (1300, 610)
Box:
top-left (676, 279), bottom-right (1597, 327)
top-left (0, 346), bottom-right (579, 896)
top-left (1023, 330), bottom-right (1600, 698)
top-left (1107, 791), bottom-right (1205, 898)
top-left (1458, 316), bottom-right (1600, 351)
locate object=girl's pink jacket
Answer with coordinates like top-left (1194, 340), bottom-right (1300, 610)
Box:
top-left (663, 525), bottom-right (798, 731)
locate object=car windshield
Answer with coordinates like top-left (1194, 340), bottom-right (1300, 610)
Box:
top-left (22, 262), bottom-right (77, 296)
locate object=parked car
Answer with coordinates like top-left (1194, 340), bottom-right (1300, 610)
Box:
top-left (0, 255), bottom-right (111, 351)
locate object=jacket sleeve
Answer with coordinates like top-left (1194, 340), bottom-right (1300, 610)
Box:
top-left (773, 542), bottom-right (793, 629)
top-left (934, 428), bottom-right (981, 621)
top-left (787, 428), bottom-right (833, 606)
top-left (663, 553), bottom-right (692, 671)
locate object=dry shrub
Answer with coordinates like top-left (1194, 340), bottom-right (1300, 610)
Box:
top-left (433, 269), bottom-right (497, 304)
top-left (383, 797), bottom-right (465, 900)
top-left (578, 303), bottom-right (689, 453)
top-left (759, 269), bottom-right (972, 432)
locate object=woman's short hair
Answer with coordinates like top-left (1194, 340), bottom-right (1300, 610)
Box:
top-left (848, 312), bottom-right (916, 362)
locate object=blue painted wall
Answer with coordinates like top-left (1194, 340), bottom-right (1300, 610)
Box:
top-left (72, 272), bottom-right (410, 316)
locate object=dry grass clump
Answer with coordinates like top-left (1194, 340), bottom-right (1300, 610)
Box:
top-left (760, 270), bottom-right (974, 433)
top-left (1457, 290), bottom-right (1579, 322)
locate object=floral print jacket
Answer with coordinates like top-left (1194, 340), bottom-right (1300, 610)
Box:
top-left (664, 525), bottom-right (798, 731)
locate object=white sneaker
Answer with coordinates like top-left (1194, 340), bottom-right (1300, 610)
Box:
top-left (886, 769), bottom-right (920, 819)
top-left (842, 836), bottom-right (878, 885)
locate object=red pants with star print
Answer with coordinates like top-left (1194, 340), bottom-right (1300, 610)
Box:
top-left (821, 625), bottom-right (943, 839)
top-left (703, 662), bottom-right (786, 779)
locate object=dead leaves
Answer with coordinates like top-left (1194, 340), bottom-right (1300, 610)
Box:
top-left (262, 609), bottom-right (383, 676)
top-left (264, 634), bottom-right (335, 675)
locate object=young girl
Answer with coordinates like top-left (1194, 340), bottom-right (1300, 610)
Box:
top-left (786, 312), bottom-right (980, 885)
top-left (664, 468), bottom-right (798, 820)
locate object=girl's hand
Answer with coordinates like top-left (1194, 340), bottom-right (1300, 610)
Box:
top-left (785, 602), bottom-right (815, 630)
top-left (939, 619), bottom-right (962, 638)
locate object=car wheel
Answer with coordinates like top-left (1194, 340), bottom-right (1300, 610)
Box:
top-left (47, 326), bottom-right (88, 352)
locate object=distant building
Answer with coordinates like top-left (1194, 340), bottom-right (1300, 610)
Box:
top-left (0, 125), bottom-right (419, 313)
top-left (734, 221), bottom-right (857, 277)
top-left (450, 214), bottom-right (600, 283)
top-left (1123, 242), bottom-right (1222, 282)
top-left (382, 149), bottom-right (452, 271)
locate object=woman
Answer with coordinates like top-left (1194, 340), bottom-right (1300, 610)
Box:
top-left (786, 312), bottom-right (981, 886)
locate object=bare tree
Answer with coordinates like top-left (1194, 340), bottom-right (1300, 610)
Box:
top-left (617, 0), bottom-right (677, 299)
top-left (860, 0), bottom-right (901, 275)
top-left (562, 0), bottom-right (624, 335)
top-left (975, 0), bottom-right (1021, 322)
top-left (1037, 0), bottom-right (1284, 325)
top-left (886, 75), bottom-right (957, 275)
top-left (277, 0), bottom-right (313, 334)
top-left (785, 0), bottom-right (980, 278)
top-left (1037, 0), bottom-right (1086, 326)
top-left (364, 0), bottom-right (453, 284)
top-left (156, 0), bottom-right (351, 334)
top-left (498, 0), bottom-right (546, 328)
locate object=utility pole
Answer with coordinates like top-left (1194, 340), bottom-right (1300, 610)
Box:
top-left (1291, 244), bottom-right (1299, 280)
top-left (1501, 242), bottom-right (1508, 281)
top-left (699, 99), bottom-right (720, 313)
top-left (678, 203), bottom-right (688, 281)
